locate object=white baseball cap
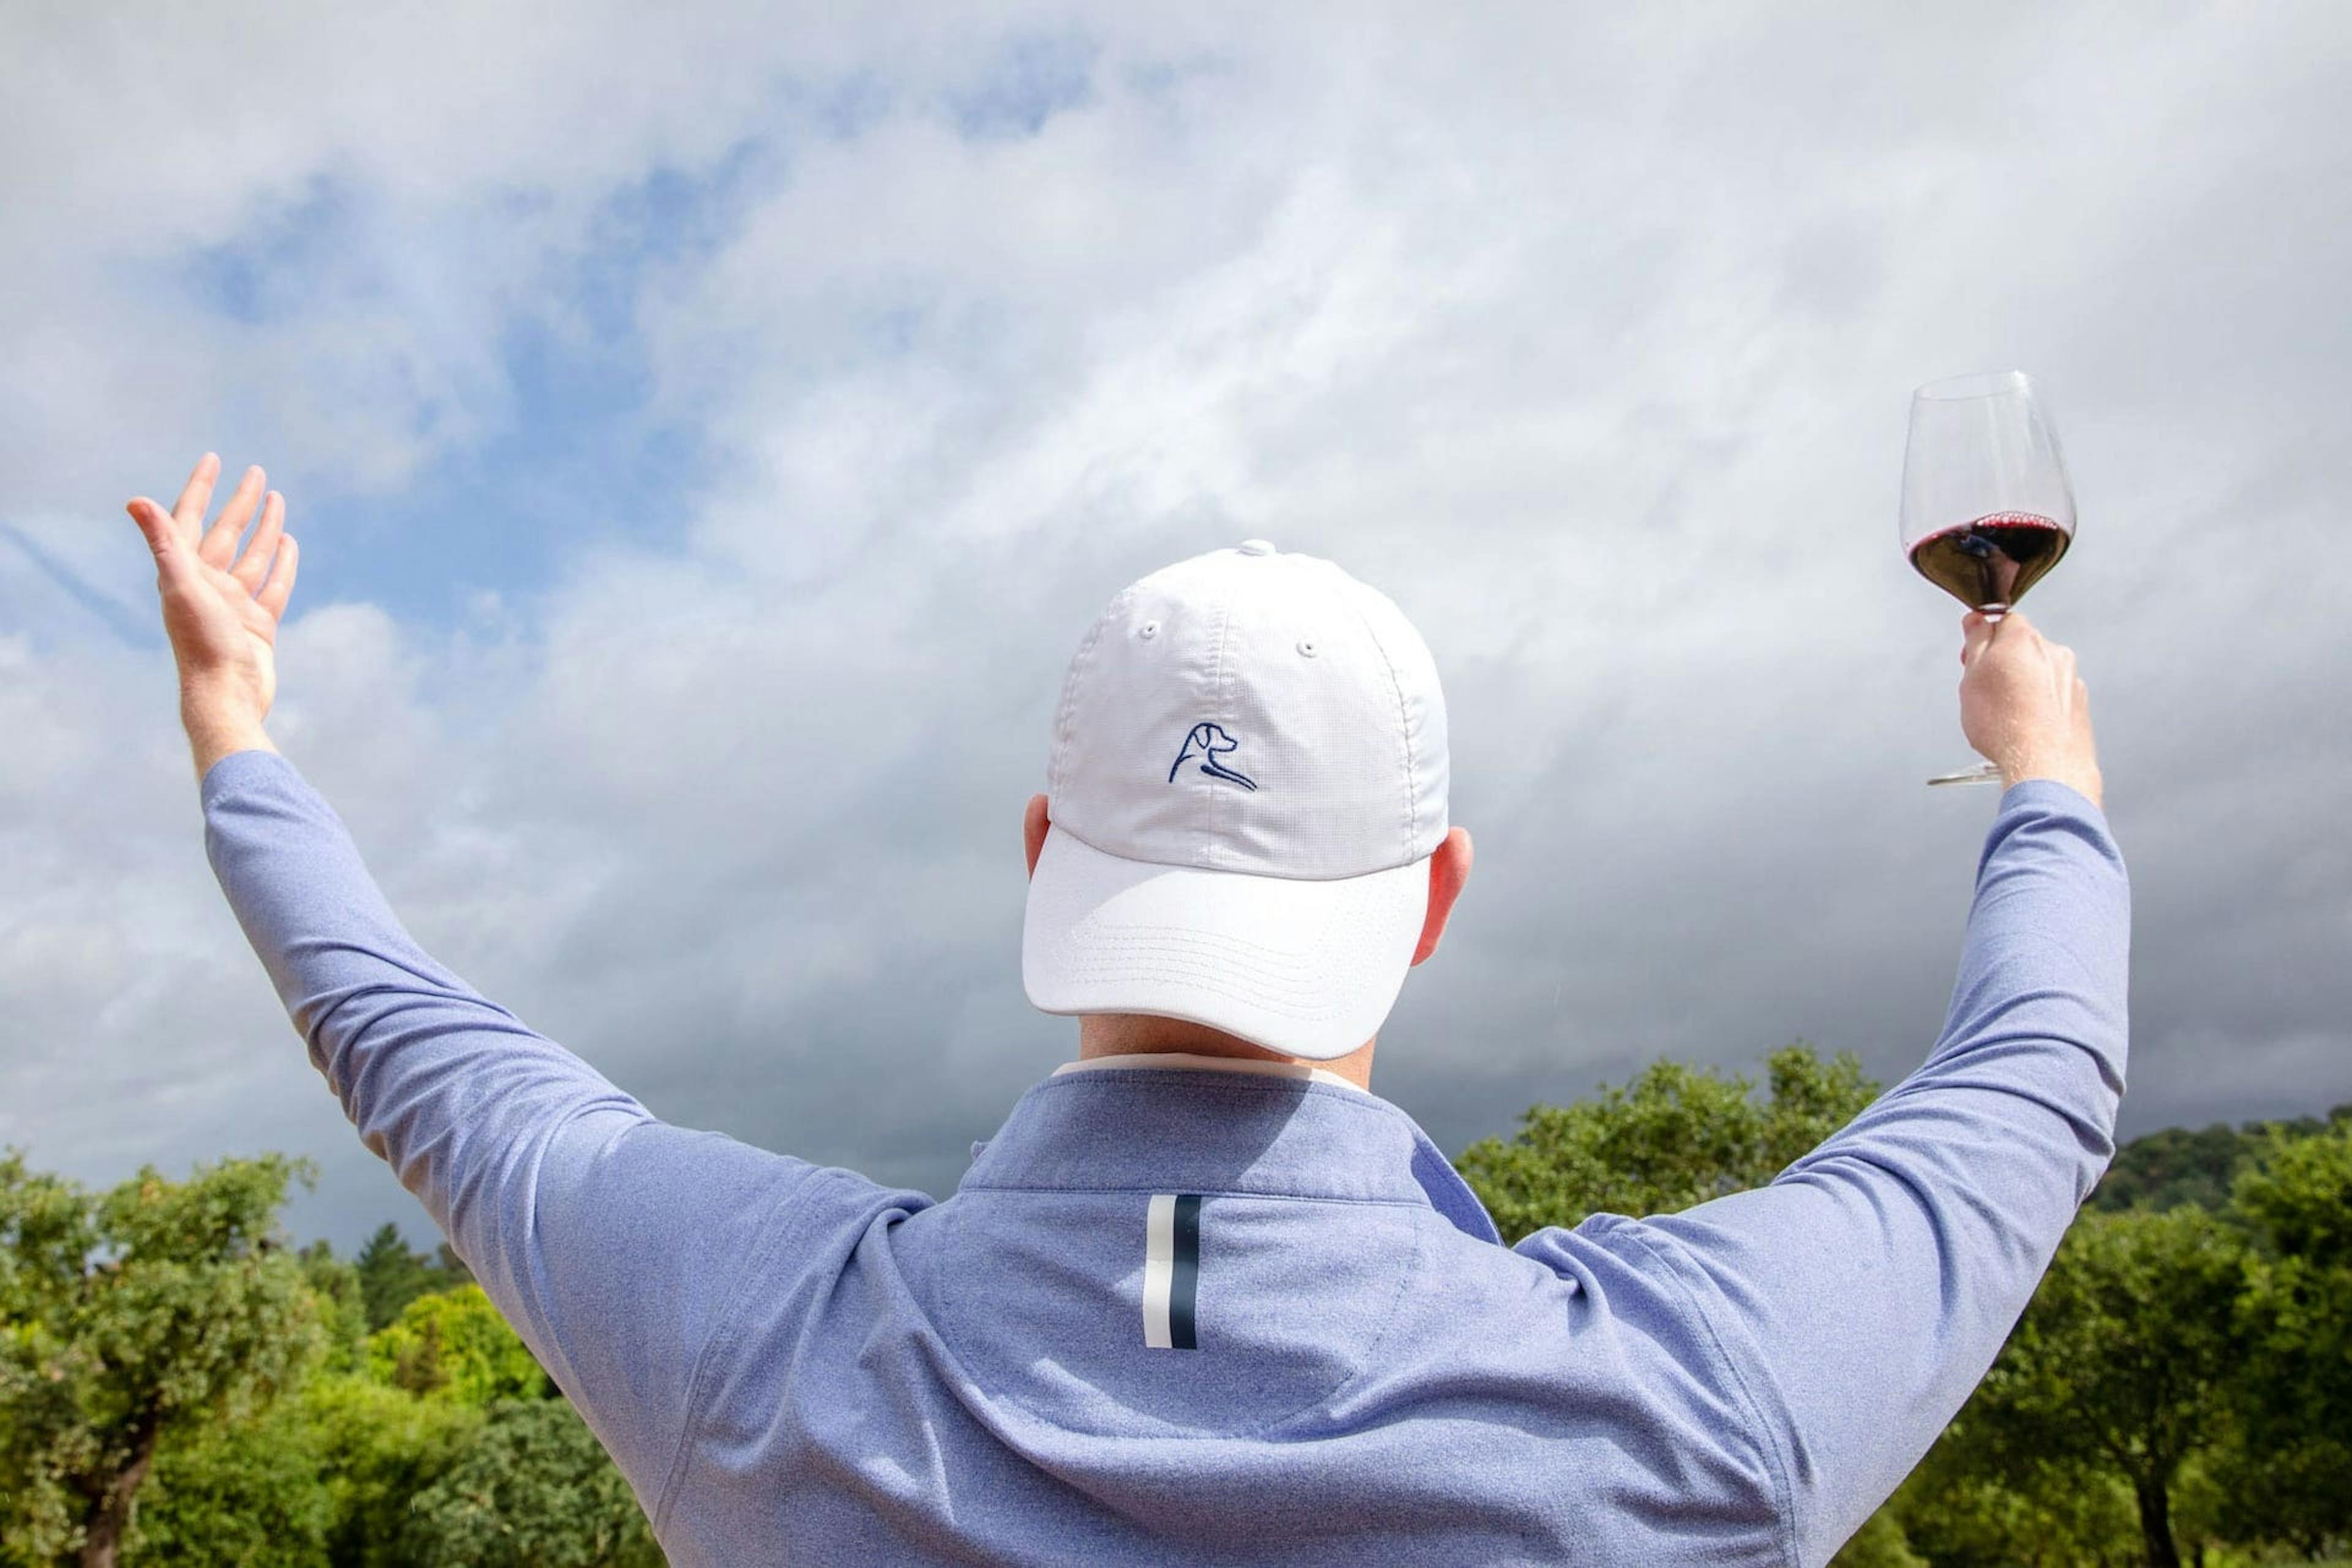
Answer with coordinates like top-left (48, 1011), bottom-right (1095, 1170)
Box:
top-left (1022, 539), bottom-right (1450, 1060)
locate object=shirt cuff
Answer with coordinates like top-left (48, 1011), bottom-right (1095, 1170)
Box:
top-left (1997, 775), bottom-right (2103, 817)
top-left (199, 746), bottom-right (296, 812)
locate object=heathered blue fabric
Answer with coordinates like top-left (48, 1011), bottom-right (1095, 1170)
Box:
top-left (199, 748), bottom-right (2130, 1567)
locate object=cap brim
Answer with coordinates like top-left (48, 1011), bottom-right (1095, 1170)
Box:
top-left (1022, 826), bottom-right (1430, 1061)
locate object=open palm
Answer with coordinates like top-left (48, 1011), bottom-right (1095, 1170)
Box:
top-left (125, 453), bottom-right (299, 722)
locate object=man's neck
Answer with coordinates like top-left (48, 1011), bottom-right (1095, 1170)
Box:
top-left (1075, 1013), bottom-right (1376, 1091)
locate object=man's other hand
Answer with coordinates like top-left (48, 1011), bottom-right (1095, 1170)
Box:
top-left (126, 453), bottom-right (300, 778)
top-left (1958, 610), bottom-right (2103, 807)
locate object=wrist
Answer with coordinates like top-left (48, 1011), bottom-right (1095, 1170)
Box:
top-left (181, 688), bottom-right (276, 781)
top-left (2001, 756), bottom-right (2103, 810)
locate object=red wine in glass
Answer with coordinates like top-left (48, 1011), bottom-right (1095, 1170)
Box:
top-left (1906, 510), bottom-right (2071, 614)
top-left (1898, 371), bottom-right (2078, 786)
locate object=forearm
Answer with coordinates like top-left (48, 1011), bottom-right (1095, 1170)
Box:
top-left (1910, 778), bottom-right (2130, 1140)
top-left (198, 748), bottom-right (644, 1248)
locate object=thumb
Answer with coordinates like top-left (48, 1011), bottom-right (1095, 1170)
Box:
top-left (127, 499), bottom-right (202, 583)
top-left (126, 497), bottom-right (177, 559)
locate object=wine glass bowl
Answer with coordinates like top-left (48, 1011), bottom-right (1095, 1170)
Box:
top-left (1900, 371), bottom-right (2076, 617)
top-left (1899, 371), bottom-right (2077, 785)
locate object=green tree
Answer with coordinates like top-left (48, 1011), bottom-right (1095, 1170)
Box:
top-left (352, 1224), bottom-right (470, 1334)
top-left (1882, 1425), bottom-right (2139, 1568)
top-left (120, 1398), bottom-right (331, 1568)
top-left (0, 1151), bottom-right (322, 1568)
top-left (1824, 1505), bottom-right (1927, 1568)
top-left (2211, 1121), bottom-right (2352, 1556)
top-left (366, 1284), bottom-right (552, 1406)
top-left (296, 1242), bottom-right (370, 1377)
top-left (1962, 1206), bottom-right (2244, 1568)
top-left (407, 1398), bottom-right (661, 1568)
top-left (2087, 1102), bottom-right (2351, 1215)
top-left (301, 1373), bottom-right (482, 1568)
top-left (1455, 1042), bottom-right (1882, 1240)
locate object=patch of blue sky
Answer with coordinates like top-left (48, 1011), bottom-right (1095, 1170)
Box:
top-left (176, 173), bottom-right (362, 328)
top-left (189, 145), bottom-right (775, 649)
top-left (315, 306), bottom-right (706, 622)
top-left (945, 29), bottom-right (1099, 139)
top-left (805, 66), bottom-right (897, 143)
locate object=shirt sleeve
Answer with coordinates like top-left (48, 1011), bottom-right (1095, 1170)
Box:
top-left (197, 746), bottom-right (842, 1505)
top-left (1545, 780), bottom-right (2130, 1567)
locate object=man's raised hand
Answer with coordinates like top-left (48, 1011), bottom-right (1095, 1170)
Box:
top-left (1958, 609), bottom-right (2103, 809)
top-left (126, 452), bottom-right (299, 777)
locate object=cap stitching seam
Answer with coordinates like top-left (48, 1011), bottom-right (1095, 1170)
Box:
top-left (1051, 585), bottom-right (1131, 803)
top-left (1338, 580), bottom-right (1416, 861)
top-left (1207, 574), bottom-right (1238, 872)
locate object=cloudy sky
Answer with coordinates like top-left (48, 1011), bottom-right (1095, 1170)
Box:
top-left (4, 2), bottom-right (2346, 1252)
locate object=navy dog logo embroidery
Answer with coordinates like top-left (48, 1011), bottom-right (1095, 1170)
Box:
top-left (1169, 722), bottom-right (1258, 791)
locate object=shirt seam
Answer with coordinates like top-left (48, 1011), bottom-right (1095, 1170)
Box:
top-left (1612, 1223), bottom-right (1803, 1568)
top-left (648, 1166), bottom-right (820, 1535)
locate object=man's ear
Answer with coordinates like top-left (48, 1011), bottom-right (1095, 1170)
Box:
top-left (1411, 826), bottom-right (1474, 966)
top-left (1023, 793), bottom-right (1052, 881)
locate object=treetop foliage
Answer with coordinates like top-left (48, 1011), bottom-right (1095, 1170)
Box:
top-left (368, 1286), bottom-right (552, 1406)
top-left (352, 1224), bottom-right (470, 1335)
top-left (1454, 1041), bottom-right (1882, 1241)
top-left (0, 1151), bottom-right (323, 1567)
top-left (2086, 1102), bottom-right (2351, 1215)
top-left (0, 1148), bottom-right (648, 1567)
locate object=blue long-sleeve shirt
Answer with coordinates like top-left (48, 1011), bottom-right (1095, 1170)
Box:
top-left (199, 747), bottom-right (2129, 1566)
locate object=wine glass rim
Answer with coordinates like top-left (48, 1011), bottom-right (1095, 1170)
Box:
top-left (1912, 369), bottom-right (2034, 402)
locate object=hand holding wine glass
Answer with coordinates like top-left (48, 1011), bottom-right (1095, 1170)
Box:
top-left (1956, 609), bottom-right (2102, 809)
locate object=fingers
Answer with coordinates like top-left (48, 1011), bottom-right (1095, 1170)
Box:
top-left (2051, 644), bottom-right (2084, 708)
top-left (1961, 610), bottom-right (1996, 667)
top-left (170, 452), bottom-right (222, 547)
top-left (1961, 607), bottom-right (2059, 669)
top-left (255, 533), bottom-right (299, 620)
top-left (199, 464), bottom-right (266, 569)
top-left (231, 490), bottom-right (286, 594)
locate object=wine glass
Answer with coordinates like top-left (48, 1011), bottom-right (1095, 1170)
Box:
top-left (1899, 370), bottom-right (2076, 786)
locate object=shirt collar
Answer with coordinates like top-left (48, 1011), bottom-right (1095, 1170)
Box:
top-left (1052, 1051), bottom-right (1372, 1095)
top-left (963, 1063), bottom-right (1502, 1245)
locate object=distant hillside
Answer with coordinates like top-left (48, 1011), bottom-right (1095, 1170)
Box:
top-left (2088, 1102), bottom-right (2351, 1213)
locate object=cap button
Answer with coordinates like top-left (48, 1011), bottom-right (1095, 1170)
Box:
top-left (1235, 538), bottom-right (1277, 556)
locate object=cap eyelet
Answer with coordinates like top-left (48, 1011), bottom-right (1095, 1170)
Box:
top-left (1296, 639), bottom-right (1317, 658)
top-left (1137, 620), bottom-right (1159, 639)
